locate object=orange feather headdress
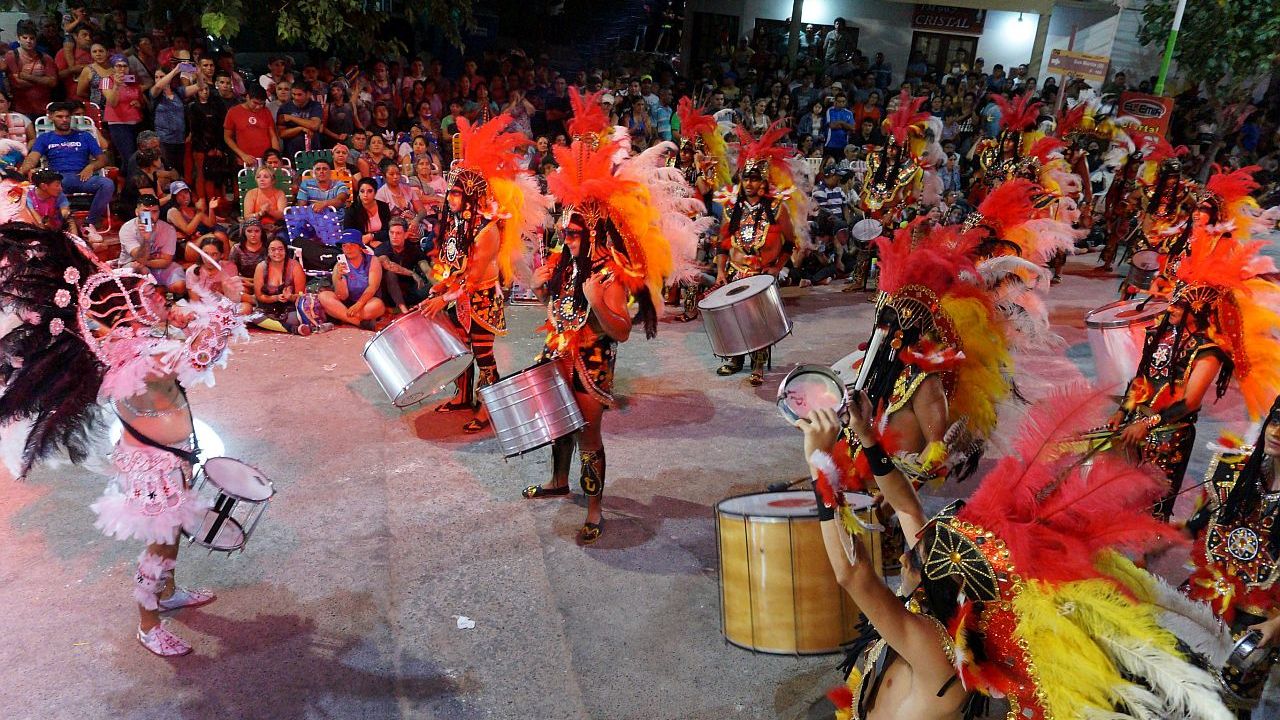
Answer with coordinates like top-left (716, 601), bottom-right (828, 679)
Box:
top-left (1173, 230), bottom-right (1280, 419)
top-left (882, 89), bottom-right (931, 149)
top-left (449, 114), bottom-right (549, 283)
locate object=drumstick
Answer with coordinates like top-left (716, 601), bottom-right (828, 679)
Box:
top-left (854, 326), bottom-right (886, 393)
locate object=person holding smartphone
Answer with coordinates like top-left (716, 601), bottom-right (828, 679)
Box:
top-left (118, 194), bottom-right (186, 296)
top-left (316, 229), bottom-right (384, 329)
top-left (102, 53), bottom-right (145, 166)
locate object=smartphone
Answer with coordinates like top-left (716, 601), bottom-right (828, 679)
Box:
top-left (178, 63), bottom-right (197, 74)
top-left (123, 74), bottom-right (136, 84)
top-left (139, 210), bottom-right (153, 233)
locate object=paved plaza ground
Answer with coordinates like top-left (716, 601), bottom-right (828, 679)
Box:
top-left (1, 248), bottom-right (1277, 720)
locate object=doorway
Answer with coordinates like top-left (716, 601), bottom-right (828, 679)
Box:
top-left (910, 31), bottom-right (978, 76)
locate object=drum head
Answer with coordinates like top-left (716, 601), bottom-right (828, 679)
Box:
top-left (718, 491), bottom-right (817, 518)
top-left (717, 490), bottom-right (875, 518)
top-left (830, 350), bottom-right (865, 387)
top-left (699, 274), bottom-right (775, 310)
top-left (852, 219), bottom-right (883, 242)
top-left (201, 457), bottom-right (274, 502)
top-left (777, 364), bottom-right (847, 423)
top-left (1084, 299), bottom-right (1169, 329)
top-left (187, 511), bottom-right (246, 552)
top-left (1130, 250), bottom-right (1161, 271)
top-left (397, 354), bottom-right (475, 407)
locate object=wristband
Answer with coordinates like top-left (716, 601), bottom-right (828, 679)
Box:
top-left (862, 443), bottom-right (894, 477)
top-left (813, 483), bottom-right (836, 521)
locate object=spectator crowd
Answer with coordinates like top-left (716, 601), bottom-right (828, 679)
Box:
top-left (2, 8), bottom-right (1279, 326)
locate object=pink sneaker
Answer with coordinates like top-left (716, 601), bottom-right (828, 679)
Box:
top-left (157, 586), bottom-right (216, 612)
top-left (137, 623), bottom-right (192, 657)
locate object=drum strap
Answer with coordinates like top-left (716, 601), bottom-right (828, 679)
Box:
top-left (116, 384), bottom-right (201, 467)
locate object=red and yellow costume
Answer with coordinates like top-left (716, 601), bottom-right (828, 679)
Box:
top-left (817, 388), bottom-right (1234, 720)
top-left (859, 90), bottom-right (928, 222)
top-left (971, 91), bottom-right (1044, 201)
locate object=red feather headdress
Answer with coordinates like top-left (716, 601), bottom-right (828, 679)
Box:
top-left (882, 89), bottom-right (930, 147)
top-left (994, 91), bottom-right (1042, 133)
top-left (734, 120), bottom-right (792, 176)
top-left (1027, 136), bottom-right (1065, 164)
top-left (675, 97), bottom-right (715, 145)
top-left (1205, 165), bottom-right (1260, 208)
top-left (567, 87), bottom-right (610, 141)
top-left (1142, 136), bottom-right (1189, 165)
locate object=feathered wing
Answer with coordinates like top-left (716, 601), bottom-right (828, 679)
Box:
top-left (616, 141), bottom-right (709, 284)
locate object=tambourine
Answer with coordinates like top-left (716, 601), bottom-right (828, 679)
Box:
top-left (777, 364), bottom-right (848, 424)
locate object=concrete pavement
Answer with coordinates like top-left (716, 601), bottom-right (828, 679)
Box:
top-left (0, 248), bottom-right (1275, 720)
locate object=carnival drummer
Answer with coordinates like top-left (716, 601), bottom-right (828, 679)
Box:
top-left (1183, 396), bottom-right (1280, 718)
top-left (714, 123), bottom-right (798, 387)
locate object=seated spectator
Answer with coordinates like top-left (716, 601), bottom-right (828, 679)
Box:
top-left (330, 143), bottom-right (357, 182)
top-left (378, 218), bottom-right (429, 314)
top-left (346, 176), bottom-right (393, 255)
top-left (253, 236), bottom-right (310, 333)
top-left (399, 133), bottom-right (431, 169)
top-left (810, 166), bottom-right (852, 230)
top-left (19, 101), bottom-right (112, 230)
top-left (375, 159), bottom-right (426, 237)
top-left (243, 165), bottom-right (287, 229)
top-left (290, 157), bottom-right (350, 245)
top-left (0, 91), bottom-right (35, 169)
top-left (794, 216), bottom-right (844, 287)
top-left (358, 134), bottom-right (393, 180)
top-left (118, 194), bottom-right (185, 295)
top-left (19, 168), bottom-right (73, 233)
top-left (836, 145), bottom-right (868, 188)
top-left (124, 147), bottom-right (170, 210)
top-left (166, 180), bottom-right (223, 264)
top-left (229, 219), bottom-right (268, 283)
top-left (317, 229), bottom-right (385, 329)
top-left (187, 234), bottom-right (250, 314)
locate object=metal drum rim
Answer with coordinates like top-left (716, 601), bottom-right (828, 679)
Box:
top-left (184, 514), bottom-right (248, 552)
top-left (197, 458), bottom-right (276, 503)
top-left (1084, 299), bottom-right (1169, 329)
top-left (391, 354), bottom-right (473, 407)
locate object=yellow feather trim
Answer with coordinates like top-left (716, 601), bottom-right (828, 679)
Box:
top-left (939, 296), bottom-right (1011, 439)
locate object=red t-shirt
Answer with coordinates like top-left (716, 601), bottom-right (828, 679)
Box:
top-left (223, 103), bottom-right (275, 159)
top-left (5, 49), bottom-right (56, 117)
top-left (54, 47), bottom-right (92, 97)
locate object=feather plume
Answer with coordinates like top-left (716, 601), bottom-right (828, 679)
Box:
top-left (733, 120), bottom-right (792, 173)
top-left (883, 89), bottom-right (930, 147)
top-left (995, 91), bottom-right (1043, 133)
top-left (675, 97), bottom-right (716, 141)
top-left (567, 87), bottom-right (609, 139)
top-left (1029, 136), bottom-right (1066, 163)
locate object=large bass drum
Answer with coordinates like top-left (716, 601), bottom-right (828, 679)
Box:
top-left (716, 490), bottom-right (881, 654)
top-left (698, 274), bottom-right (792, 356)
top-left (1084, 299), bottom-right (1168, 392)
top-left (478, 362), bottom-right (587, 457)
top-left (363, 313), bottom-right (473, 407)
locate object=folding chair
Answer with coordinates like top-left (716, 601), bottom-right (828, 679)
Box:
top-left (237, 167), bottom-right (293, 217)
top-left (293, 149), bottom-right (333, 175)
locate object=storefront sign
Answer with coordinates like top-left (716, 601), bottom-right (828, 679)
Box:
top-left (911, 5), bottom-right (986, 34)
top-left (1047, 49), bottom-right (1110, 83)
top-left (1118, 91), bottom-right (1175, 148)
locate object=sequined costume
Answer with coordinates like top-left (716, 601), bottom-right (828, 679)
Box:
top-left (1183, 407), bottom-right (1280, 714)
top-left (814, 388), bottom-right (1234, 720)
top-left (536, 250), bottom-right (619, 405)
top-left (1112, 227), bottom-right (1280, 520)
top-left (431, 114), bottom-right (548, 418)
top-left (713, 121), bottom-right (805, 384)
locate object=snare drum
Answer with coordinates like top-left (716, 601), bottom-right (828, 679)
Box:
top-left (777, 364), bottom-right (847, 423)
top-left (363, 312), bottom-right (474, 407)
top-left (698, 275), bottom-right (792, 357)
top-left (1084, 299), bottom-right (1168, 392)
top-left (478, 363), bottom-right (587, 457)
top-left (1124, 250), bottom-right (1161, 293)
top-left (716, 491), bottom-right (881, 654)
top-left (187, 457), bottom-right (275, 553)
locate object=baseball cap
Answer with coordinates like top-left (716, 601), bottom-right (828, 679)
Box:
top-left (168, 180), bottom-right (190, 195)
top-left (338, 228), bottom-right (364, 246)
top-left (601, 93), bottom-right (615, 105)
top-left (137, 193), bottom-right (160, 207)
